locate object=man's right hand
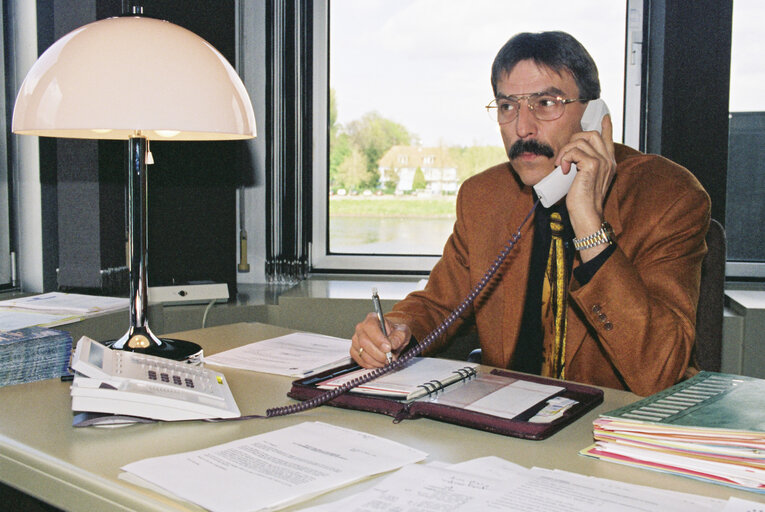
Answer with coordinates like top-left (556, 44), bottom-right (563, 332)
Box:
top-left (351, 313), bottom-right (412, 368)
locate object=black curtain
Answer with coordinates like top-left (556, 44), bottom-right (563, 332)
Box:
top-left (265, 0), bottom-right (313, 284)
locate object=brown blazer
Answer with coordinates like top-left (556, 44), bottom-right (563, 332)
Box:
top-left (388, 144), bottom-right (711, 396)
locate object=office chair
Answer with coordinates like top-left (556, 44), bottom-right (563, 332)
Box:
top-left (467, 219), bottom-right (727, 372)
top-left (693, 219), bottom-right (726, 372)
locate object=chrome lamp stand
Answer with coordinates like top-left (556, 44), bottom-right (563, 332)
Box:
top-left (105, 135), bottom-right (203, 363)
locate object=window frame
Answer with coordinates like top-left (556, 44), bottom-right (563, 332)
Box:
top-left (311, 0), bottom-right (763, 281)
top-left (724, 1), bottom-right (765, 280)
top-left (310, 0), bottom-right (440, 273)
top-left (0, 0), bottom-right (15, 290)
top-left (311, 0), bottom-right (637, 274)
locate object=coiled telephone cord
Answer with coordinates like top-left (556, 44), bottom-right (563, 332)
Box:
top-left (211, 200), bottom-right (539, 422)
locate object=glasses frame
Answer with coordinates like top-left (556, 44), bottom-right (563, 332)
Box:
top-left (486, 94), bottom-right (587, 124)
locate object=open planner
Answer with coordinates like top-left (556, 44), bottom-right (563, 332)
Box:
top-left (289, 357), bottom-right (604, 440)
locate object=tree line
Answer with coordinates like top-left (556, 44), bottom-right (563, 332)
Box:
top-left (329, 89), bottom-right (506, 194)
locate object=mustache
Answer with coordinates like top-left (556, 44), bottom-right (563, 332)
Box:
top-left (508, 139), bottom-right (555, 160)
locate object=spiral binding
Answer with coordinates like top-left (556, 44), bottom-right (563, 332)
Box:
top-left (262, 200), bottom-right (540, 418)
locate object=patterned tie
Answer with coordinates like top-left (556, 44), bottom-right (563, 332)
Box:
top-left (541, 212), bottom-right (567, 379)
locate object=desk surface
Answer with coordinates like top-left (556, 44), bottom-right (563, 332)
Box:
top-left (1, 322), bottom-right (762, 511)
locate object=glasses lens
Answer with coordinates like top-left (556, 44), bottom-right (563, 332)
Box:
top-left (530, 96), bottom-right (564, 121)
top-left (487, 96), bottom-right (569, 123)
top-left (487, 99), bottom-right (519, 124)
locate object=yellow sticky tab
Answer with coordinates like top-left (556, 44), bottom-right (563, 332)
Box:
top-left (217, 375), bottom-right (223, 384)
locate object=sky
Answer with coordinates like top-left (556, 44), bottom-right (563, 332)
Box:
top-left (330, 0), bottom-right (762, 148)
top-left (330, 0), bottom-right (627, 148)
top-left (729, 0), bottom-right (765, 112)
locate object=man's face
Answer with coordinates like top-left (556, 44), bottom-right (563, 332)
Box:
top-left (495, 59), bottom-right (587, 187)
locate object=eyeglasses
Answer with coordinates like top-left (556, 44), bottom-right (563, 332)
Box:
top-left (486, 94), bottom-right (586, 124)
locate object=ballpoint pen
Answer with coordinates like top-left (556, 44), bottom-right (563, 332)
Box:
top-left (371, 287), bottom-right (393, 363)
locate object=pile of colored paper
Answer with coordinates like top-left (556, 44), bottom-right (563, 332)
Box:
top-left (581, 372), bottom-right (765, 494)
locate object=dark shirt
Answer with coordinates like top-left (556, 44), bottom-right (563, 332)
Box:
top-left (510, 200), bottom-right (615, 374)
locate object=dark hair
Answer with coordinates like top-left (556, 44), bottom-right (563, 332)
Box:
top-left (491, 31), bottom-right (600, 100)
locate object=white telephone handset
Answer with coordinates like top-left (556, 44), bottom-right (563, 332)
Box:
top-left (533, 98), bottom-right (610, 207)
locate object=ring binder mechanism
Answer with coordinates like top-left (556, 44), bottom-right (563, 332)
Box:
top-left (317, 358), bottom-right (479, 402)
top-left (417, 367), bottom-right (479, 399)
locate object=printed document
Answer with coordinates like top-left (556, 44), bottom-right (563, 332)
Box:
top-left (302, 456), bottom-right (733, 512)
top-left (205, 332), bottom-right (352, 377)
top-left (120, 421), bottom-right (427, 512)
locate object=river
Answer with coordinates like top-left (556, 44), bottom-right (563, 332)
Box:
top-left (328, 216), bottom-right (456, 255)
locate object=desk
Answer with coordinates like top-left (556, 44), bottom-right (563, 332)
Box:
top-left (0, 322), bottom-right (761, 511)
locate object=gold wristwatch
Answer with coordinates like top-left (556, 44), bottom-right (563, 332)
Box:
top-left (572, 221), bottom-right (614, 251)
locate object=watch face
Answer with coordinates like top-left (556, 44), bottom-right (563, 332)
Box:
top-left (602, 221), bottom-right (614, 241)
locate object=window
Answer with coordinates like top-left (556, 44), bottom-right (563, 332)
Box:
top-left (312, 0), bottom-right (628, 272)
top-left (727, 0), bottom-right (765, 279)
top-left (0, 3), bottom-right (13, 290)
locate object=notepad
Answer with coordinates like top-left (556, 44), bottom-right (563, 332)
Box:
top-left (318, 357), bottom-right (478, 401)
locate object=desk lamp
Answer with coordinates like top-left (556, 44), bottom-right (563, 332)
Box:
top-left (12, 16), bottom-right (255, 362)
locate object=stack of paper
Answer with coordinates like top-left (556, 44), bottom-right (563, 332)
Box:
top-left (205, 332), bottom-right (352, 377)
top-left (0, 292), bottom-right (129, 331)
top-left (120, 421), bottom-right (427, 512)
top-left (0, 326), bottom-right (73, 387)
top-left (119, 421), bottom-right (763, 511)
top-left (580, 372), bottom-right (765, 494)
top-left (302, 456), bottom-right (743, 512)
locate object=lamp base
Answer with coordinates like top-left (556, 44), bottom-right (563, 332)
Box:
top-left (103, 327), bottom-right (204, 364)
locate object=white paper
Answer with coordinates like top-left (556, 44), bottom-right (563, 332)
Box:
top-left (121, 421), bottom-right (427, 512)
top-left (464, 379), bottom-right (564, 419)
top-left (303, 456), bottom-right (729, 512)
top-left (205, 332), bottom-right (352, 377)
top-left (0, 292), bottom-right (128, 315)
top-left (300, 463), bottom-right (510, 512)
top-left (721, 497), bottom-right (765, 511)
top-left (530, 467), bottom-right (725, 512)
top-left (0, 309), bottom-right (77, 331)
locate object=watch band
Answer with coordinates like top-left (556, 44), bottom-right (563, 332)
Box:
top-left (573, 222), bottom-right (614, 251)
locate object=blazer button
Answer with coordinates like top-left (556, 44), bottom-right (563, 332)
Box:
top-left (592, 304), bottom-right (601, 313)
top-left (598, 313), bottom-right (607, 322)
top-left (604, 322), bottom-right (613, 331)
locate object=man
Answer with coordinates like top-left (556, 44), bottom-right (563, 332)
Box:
top-left (351, 31), bottom-right (710, 396)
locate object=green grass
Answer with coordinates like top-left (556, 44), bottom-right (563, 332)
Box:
top-left (329, 195), bottom-right (457, 218)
